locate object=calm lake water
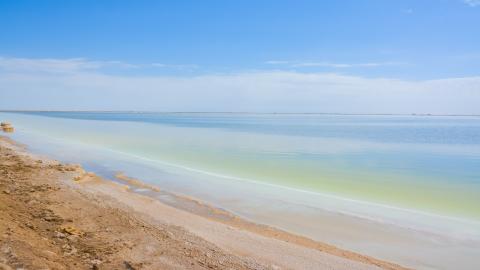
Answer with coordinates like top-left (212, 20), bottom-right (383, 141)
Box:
top-left (2, 111), bottom-right (480, 269)
top-left (6, 112), bottom-right (480, 219)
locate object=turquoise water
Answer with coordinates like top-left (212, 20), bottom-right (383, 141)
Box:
top-left (3, 111), bottom-right (480, 222)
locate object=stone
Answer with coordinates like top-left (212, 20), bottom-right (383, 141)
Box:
top-left (54, 231), bottom-right (66, 239)
top-left (61, 225), bottom-right (83, 236)
top-left (66, 235), bottom-right (78, 242)
top-left (124, 261), bottom-right (136, 270)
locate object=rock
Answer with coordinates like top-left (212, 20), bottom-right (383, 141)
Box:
top-left (61, 243), bottom-right (78, 256)
top-left (124, 261), bottom-right (136, 270)
top-left (43, 216), bottom-right (56, 222)
top-left (1, 126), bottom-right (14, 133)
top-left (61, 225), bottom-right (83, 236)
top-left (64, 166), bottom-right (76, 172)
top-left (68, 246), bottom-right (78, 255)
top-left (54, 231), bottom-right (66, 239)
top-left (1, 246), bottom-right (12, 255)
top-left (90, 259), bottom-right (102, 265)
top-left (41, 211), bottom-right (62, 222)
top-left (2, 190), bottom-right (10, 195)
top-left (27, 199), bottom-right (38, 205)
top-left (66, 235), bottom-right (78, 243)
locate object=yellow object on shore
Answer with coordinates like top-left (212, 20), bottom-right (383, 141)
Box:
top-left (1, 122), bottom-right (14, 133)
top-left (2, 127), bottom-right (14, 133)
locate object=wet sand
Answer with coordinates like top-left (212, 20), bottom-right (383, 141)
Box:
top-left (0, 136), bottom-right (406, 269)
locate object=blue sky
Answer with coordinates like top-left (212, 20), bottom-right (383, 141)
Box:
top-left (1, 0), bottom-right (480, 113)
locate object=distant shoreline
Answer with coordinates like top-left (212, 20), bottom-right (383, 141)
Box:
top-left (1, 110), bottom-right (479, 117)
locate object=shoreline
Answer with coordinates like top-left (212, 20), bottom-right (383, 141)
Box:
top-left (3, 111), bottom-right (480, 232)
top-left (0, 135), bottom-right (406, 269)
top-left (49, 136), bottom-right (480, 243)
top-left (111, 172), bottom-right (406, 269)
top-left (3, 110), bottom-right (480, 117)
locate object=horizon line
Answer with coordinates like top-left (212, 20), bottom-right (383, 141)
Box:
top-left (1, 110), bottom-right (479, 117)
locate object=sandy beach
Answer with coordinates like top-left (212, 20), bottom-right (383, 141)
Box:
top-left (0, 135), bottom-right (408, 269)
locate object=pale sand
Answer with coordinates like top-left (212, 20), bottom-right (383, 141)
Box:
top-left (0, 136), bottom-right (406, 269)
top-left (112, 173), bottom-right (407, 270)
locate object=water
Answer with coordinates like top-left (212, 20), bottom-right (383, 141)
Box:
top-left (8, 111), bottom-right (480, 220)
top-left (1, 111), bottom-right (480, 269)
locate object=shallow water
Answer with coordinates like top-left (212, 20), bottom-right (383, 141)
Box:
top-left (1, 111), bottom-right (480, 269)
top-left (6, 112), bottom-right (480, 220)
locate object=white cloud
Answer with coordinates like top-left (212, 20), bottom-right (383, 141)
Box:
top-left (292, 62), bottom-right (399, 68)
top-left (0, 57), bottom-right (199, 74)
top-left (0, 57), bottom-right (137, 73)
top-left (264, 60), bottom-right (403, 68)
top-left (0, 58), bottom-right (479, 114)
top-left (151, 63), bottom-right (199, 70)
top-left (464, 0), bottom-right (480, 7)
top-left (265, 60), bottom-right (290, 65)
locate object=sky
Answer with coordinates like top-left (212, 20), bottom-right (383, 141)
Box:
top-left (0, 0), bottom-right (479, 114)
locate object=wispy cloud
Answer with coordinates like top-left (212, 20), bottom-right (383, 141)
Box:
top-left (0, 57), bottom-right (479, 114)
top-left (0, 57), bottom-right (137, 73)
top-left (0, 57), bottom-right (199, 74)
top-left (264, 60), bottom-right (290, 65)
top-left (292, 62), bottom-right (401, 68)
top-left (151, 63), bottom-right (199, 70)
top-left (265, 60), bottom-right (404, 68)
top-left (464, 0), bottom-right (480, 7)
